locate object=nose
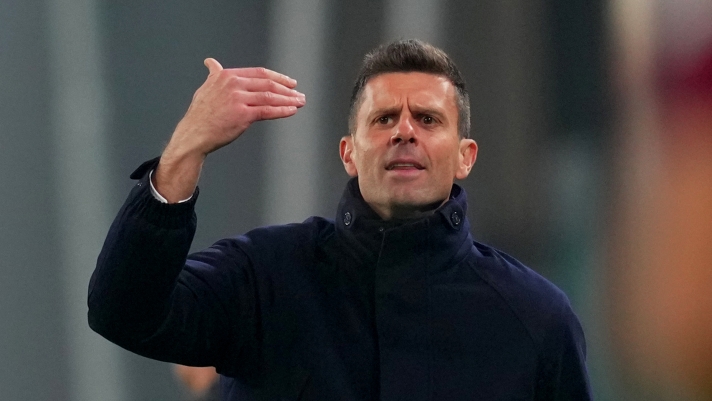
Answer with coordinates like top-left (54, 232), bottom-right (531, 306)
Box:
top-left (390, 115), bottom-right (416, 146)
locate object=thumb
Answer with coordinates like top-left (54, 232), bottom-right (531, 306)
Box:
top-left (204, 58), bottom-right (223, 76)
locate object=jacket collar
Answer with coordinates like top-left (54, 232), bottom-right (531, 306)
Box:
top-left (335, 178), bottom-right (472, 271)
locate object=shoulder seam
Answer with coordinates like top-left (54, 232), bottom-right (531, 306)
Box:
top-left (466, 245), bottom-right (554, 352)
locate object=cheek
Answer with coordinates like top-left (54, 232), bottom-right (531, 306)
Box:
top-left (356, 144), bottom-right (380, 169)
top-left (434, 145), bottom-right (460, 170)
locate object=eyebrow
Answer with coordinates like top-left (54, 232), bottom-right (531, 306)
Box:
top-left (410, 107), bottom-right (447, 121)
top-left (366, 106), bottom-right (448, 123)
top-left (366, 106), bottom-right (401, 123)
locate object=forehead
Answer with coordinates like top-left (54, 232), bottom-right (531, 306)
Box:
top-left (358, 72), bottom-right (456, 114)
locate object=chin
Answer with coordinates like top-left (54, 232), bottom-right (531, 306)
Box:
top-left (389, 193), bottom-right (446, 212)
top-left (390, 185), bottom-right (445, 204)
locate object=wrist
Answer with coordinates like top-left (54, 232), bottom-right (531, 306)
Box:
top-left (163, 120), bottom-right (211, 162)
top-left (160, 143), bottom-right (206, 171)
top-left (154, 147), bottom-right (204, 204)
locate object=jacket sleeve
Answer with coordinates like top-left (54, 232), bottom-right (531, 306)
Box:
top-left (87, 159), bottom-right (258, 373)
top-left (535, 300), bottom-right (593, 400)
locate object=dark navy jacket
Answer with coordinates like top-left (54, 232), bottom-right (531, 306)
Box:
top-left (88, 160), bottom-right (592, 400)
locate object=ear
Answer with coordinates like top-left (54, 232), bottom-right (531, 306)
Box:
top-left (455, 139), bottom-right (478, 180)
top-left (340, 135), bottom-right (358, 177)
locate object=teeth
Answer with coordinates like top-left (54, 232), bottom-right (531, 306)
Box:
top-left (388, 163), bottom-right (419, 170)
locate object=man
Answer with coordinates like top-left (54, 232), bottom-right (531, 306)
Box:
top-left (89, 40), bottom-right (592, 400)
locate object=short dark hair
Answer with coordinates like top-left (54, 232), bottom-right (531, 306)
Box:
top-left (348, 39), bottom-right (471, 139)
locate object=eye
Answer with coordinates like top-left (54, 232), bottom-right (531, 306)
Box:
top-left (421, 115), bottom-right (436, 125)
top-left (377, 116), bottom-right (393, 125)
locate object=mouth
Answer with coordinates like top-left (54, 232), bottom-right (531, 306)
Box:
top-left (385, 161), bottom-right (425, 171)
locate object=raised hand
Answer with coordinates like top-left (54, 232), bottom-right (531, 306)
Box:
top-left (174, 58), bottom-right (305, 155)
top-left (154, 59), bottom-right (306, 202)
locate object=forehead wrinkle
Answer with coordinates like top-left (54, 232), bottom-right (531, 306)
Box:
top-left (406, 96), bottom-right (447, 115)
top-left (367, 104), bottom-right (401, 121)
top-left (405, 94), bottom-right (452, 125)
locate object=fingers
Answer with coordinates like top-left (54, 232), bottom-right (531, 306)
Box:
top-left (249, 105), bottom-right (299, 121)
top-left (203, 61), bottom-right (295, 89)
top-left (241, 91), bottom-right (305, 123)
top-left (204, 63), bottom-right (302, 99)
top-left (234, 67), bottom-right (298, 89)
top-left (240, 89), bottom-right (305, 109)
top-left (204, 58), bottom-right (223, 76)
top-left (195, 61), bottom-right (304, 124)
top-left (240, 77), bottom-right (305, 99)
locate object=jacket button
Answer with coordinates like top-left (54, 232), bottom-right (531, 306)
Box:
top-left (450, 212), bottom-right (461, 226)
top-left (343, 212), bottom-right (352, 226)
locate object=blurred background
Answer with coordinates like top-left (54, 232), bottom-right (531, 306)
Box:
top-left (1, 0), bottom-right (711, 399)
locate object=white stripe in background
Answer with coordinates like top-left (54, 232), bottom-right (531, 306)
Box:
top-left (262, 0), bottom-right (330, 226)
top-left (47, 0), bottom-right (127, 400)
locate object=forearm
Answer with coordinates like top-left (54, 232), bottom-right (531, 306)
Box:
top-left (88, 168), bottom-right (198, 345)
top-left (153, 120), bottom-right (207, 203)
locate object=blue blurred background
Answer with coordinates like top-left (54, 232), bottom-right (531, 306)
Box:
top-left (2, 0), bottom-right (711, 400)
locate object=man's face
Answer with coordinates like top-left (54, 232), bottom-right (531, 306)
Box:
top-left (340, 72), bottom-right (477, 220)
